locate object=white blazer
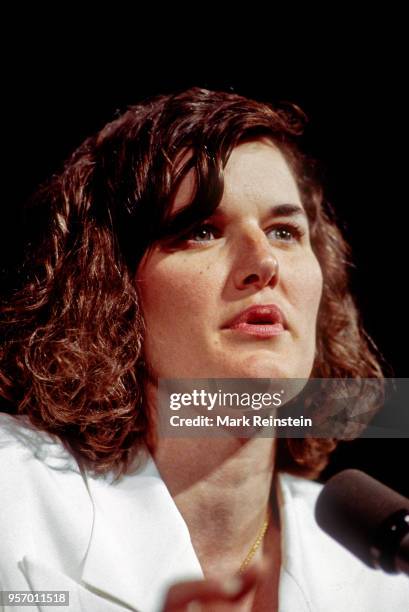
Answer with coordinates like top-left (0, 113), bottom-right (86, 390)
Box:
top-left (0, 413), bottom-right (408, 612)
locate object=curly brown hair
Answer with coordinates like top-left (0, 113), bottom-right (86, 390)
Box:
top-left (0, 87), bottom-right (383, 477)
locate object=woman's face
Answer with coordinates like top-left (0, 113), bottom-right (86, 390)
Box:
top-left (137, 139), bottom-right (323, 380)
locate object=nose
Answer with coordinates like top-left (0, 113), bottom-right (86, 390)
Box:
top-left (232, 230), bottom-right (279, 291)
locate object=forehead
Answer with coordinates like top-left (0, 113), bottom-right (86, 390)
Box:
top-left (173, 139), bottom-right (301, 214)
top-left (224, 140), bottom-right (301, 206)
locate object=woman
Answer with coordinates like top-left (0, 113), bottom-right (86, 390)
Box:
top-left (0, 88), bottom-right (407, 611)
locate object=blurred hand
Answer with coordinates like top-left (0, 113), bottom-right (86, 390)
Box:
top-left (162, 562), bottom-right (267, 611)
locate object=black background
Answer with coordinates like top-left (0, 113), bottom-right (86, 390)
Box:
top-left (1, 31), bottom-right (407, 495)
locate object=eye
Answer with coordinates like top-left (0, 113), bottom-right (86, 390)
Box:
top-left (267, 223), bottom-right (304, 243)
top-left (158, 223), bottom-right (220, 252)
top-left (190, 224), bottom-right (218, 243)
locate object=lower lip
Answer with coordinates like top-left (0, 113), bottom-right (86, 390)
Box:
top-left (228, 322), bottom-right (285, 338)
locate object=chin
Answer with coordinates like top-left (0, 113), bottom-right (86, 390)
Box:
top-left (230, 352), bottom-right (316, 380)
top-left (226, 356), bottom-right (292, 380)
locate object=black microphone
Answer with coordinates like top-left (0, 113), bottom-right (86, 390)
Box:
top-left (315, 469), bottom-right (409, 576)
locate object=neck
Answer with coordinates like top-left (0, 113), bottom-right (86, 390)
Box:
top-left (153, 431), bottom-right (278, 576)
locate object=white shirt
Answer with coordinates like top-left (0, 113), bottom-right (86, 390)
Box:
top-left (0, 413), bottom-right (408, 611)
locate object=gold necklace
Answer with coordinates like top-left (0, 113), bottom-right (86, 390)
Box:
top-left (238, 513), bottom-right (269, 573)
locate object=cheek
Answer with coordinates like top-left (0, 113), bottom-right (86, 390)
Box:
top-left (138, 258), bottom-right (220, 325)
top-left (289, 255), bottom-right (323, 323)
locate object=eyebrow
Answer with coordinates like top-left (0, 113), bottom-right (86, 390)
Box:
top-left (210, 202), bottom-right (308, 221)
top-left (269, 203), bottom-right (307, 219)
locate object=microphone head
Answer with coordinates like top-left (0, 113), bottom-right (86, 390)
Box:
top-left (315, 469), bottom-right (409, 570)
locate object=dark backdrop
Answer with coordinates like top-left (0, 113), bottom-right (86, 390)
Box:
top-left (1, 43), bottom-right (407, 495)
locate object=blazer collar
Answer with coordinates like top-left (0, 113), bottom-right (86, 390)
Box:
top-left (81, 454), bottom-right (203, 611)
top-left (82, 456), bottom-right (311, 612)
top-left (80, 458), bottom-right (328, 612)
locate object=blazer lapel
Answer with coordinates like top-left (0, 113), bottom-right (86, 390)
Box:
top-left (19, 556), bottom-right (137, 611)
top-left (80, 455), bottom-right (203, 611)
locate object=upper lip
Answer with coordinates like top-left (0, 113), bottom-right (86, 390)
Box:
top-left (223, 304), bottom-right (286, 328)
